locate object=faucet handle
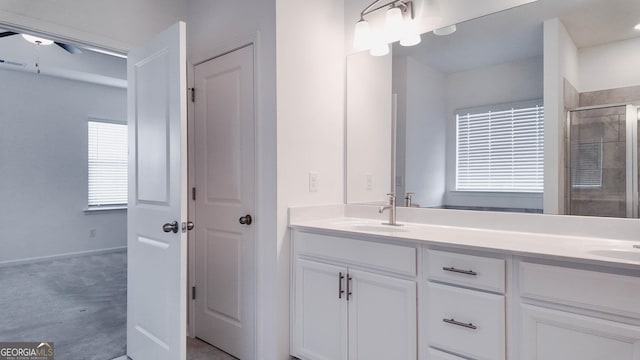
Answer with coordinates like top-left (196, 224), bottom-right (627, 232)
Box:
top-left (386, 193), bottom-right (396, 205)
top-left (405, 192), bottom-right (414, 198)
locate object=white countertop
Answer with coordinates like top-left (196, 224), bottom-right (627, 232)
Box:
top-left (290, 217), bottom-right (640, 270)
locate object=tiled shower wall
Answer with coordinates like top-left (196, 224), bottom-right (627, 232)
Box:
top-left (579, 85), bottom-right (640, 107)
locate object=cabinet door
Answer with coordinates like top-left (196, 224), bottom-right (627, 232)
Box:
top-left (293, 259), bottom-right (348, 360)
top-left (521, 304), bottom-right (640, 360)
top-left (348, 269), bottom-right (417, 360)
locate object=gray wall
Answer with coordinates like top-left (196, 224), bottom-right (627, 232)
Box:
top-left (0, 68), bottom-right (127, 264)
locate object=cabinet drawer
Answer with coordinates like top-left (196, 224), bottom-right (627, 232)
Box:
top-left (427, 283), bottom-right (505, 360)
top-left (427, 347), bottom-right (467, 360)
top-left (426, 249), bottom-right (505, 293)
top-left (519, 262), bottom-right (640, 319)
top-left (294, 231), bottom-right (417, 276)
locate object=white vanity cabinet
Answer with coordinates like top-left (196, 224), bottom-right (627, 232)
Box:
top-left (291, 230), bottom-right (418, 360)
top-left (517, 260), bottom-right (640, 360)
top-left (424, 249), bottom-right (507, 360)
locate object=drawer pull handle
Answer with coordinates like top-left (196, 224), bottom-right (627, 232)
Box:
top-left (442, 267), bottom-right (477, 276)
top-left (443, 318), bottom-right (477, 330)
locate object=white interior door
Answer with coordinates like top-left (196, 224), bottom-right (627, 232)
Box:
top-left (193, 44), bottom-right (255, 359)
top-left (127, 22), bottom-right (188, 360)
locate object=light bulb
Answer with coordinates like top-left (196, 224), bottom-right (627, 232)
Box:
top-left (21, 34), bottom-right (54, 46)
top-left (369, 40), bottom-right (390, 57)
top-left (384, 7), bottom-right (404, 42)
top-left (635, 23), bottom-right (640, 31)
top-left (400, 20), bottom-right (421, 47)
top-left (353, 20), bottom-right (372, 51)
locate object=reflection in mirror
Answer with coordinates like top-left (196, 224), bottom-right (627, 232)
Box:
top-left (347, 0), bottom-right (640, 218)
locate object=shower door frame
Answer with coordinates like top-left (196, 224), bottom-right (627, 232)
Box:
top-left (565, 104), bottom-right (639, 218)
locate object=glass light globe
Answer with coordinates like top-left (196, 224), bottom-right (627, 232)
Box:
top-left (353, 20), bottom-right (372, 51)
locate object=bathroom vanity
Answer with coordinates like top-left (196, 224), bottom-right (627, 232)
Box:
top-left (289, 207), bottom-right (640, 360)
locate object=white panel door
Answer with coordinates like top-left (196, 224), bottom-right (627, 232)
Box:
top-left (193, 44), bottom-right (255, 359)
top-left (293, 259), bottom-right (348, 360)
top-left (521, 305), bottom-right (640, 360)
top-left (127, 22), bottom-right (188, 360)
top-left (347, 269), bottom-right (417, 360)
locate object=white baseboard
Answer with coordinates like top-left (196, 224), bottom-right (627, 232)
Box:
top-left (0, 246), bottom-right (127, 267)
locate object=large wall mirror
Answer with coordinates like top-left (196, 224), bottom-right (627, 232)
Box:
top-left (346, 0), bottom-right (640, 218)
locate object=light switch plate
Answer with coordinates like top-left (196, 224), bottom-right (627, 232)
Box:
top-left (309, 172), bottom-right (319, 192)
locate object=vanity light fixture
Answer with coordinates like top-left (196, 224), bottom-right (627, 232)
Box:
top-left (21, 34), bottom-right (54, 46)
top-left (433, 24), bottom-right (457, 36)
top-left (353, 0), bottom-right (421, 56)
top-left (634, 23), bottom-right (640, 30)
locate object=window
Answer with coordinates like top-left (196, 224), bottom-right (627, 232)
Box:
top-left (88, 119), bottom-right (128, 207)
top-left (571, 139), bottom-right (603, 188)
top-left (456, 102), bottom-right (544, 192)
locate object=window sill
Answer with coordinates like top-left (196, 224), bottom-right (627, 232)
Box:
top-left (84, 206), bottom-right (127, 214)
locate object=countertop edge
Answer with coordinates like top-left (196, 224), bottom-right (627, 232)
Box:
top-left (289, 219), bottom-right (640, 271)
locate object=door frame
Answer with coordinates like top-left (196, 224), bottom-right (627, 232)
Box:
top-left (186, 36), bottom-right (260, 359)
top-left (0, 19), bottom-right (268, 360)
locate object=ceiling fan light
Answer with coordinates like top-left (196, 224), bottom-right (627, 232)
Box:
top-left (21, 34), bottom-right (54, 46)
top-left (433, 24), bottom-right (457, 36)
top-left (354, 20), bottom-right (372, 51)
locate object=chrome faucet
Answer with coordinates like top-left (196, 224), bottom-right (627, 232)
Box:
top-left (379, 193), bottom-right (398, 225)
top-left (404, 192), bottom-right (414, 207)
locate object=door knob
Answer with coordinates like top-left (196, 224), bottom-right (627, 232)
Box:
top-left (239, 214), bottom-right (253, 225)
top-left (162, 221), bottom-right (179, 233)
top-left (181, 221), bottom-right (195, 233)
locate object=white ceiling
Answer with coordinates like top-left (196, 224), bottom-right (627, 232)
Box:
top-left (394, 0), bottom-right (640, 74)
top-left (0, 29), bottom-right (126, 87)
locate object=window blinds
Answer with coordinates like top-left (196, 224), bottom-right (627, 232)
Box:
top-left (456, 104), bottom-right (544, 192)
top-left (571, 139), bottom-right (603, 188)
top-left (88, 120), bottom-right (128, 206)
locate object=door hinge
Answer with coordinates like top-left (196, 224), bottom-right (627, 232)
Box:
top-left (192, 286), bottom-right (196, 300)
top-left (192, 187), bottom-right (196, 200)
top-left (190, 87), bottom-right (195, 102)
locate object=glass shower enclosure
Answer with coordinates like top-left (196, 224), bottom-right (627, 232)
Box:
top-left (567, 104), bottom-right (639, 218)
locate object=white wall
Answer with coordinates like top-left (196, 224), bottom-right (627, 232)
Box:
top-left (579, 37), bottom-right (640, 92)
top-left (543, 18), bottom-right (578, 214)
top-left (444, 57), bottom-right (544, 209)
top-left (0, 0), bottom-right (186, 52)
top-left (276, 1), bottom-right (345, 359)
top-left (394, 56), bottom-right (447, 207)
top-left (186, 1), bottom-right (278, 359)
top-left (0, 69), bottom-right (127, 264)
top-left (347, 51), bottom-right (392, 204)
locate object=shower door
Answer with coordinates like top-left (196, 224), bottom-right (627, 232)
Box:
top-left (567, 104), bottom-right (638, 218)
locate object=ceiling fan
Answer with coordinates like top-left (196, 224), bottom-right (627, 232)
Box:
top-left (0, 31), bottom-right (82, 54)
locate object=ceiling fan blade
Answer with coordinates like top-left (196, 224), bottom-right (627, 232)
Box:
top-left (0, 31), bottom-right (18, 38)
top-left (55, 42), bottom-right (82, 54)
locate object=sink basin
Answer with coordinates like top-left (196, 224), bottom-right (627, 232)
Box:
top-left (347, 224), bottom-right (407, 233)
top-left (587, 249), bottom-right (640, 262)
